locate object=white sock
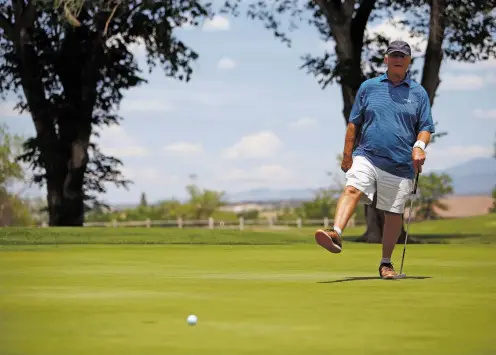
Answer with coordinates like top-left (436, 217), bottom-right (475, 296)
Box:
top-left (333, 226), bottom-right (342, 237)
top-left (381, 258), bottom-right (391, 264)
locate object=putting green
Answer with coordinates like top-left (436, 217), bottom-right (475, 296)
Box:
top-left (1, 243), bottom-right (495, 355)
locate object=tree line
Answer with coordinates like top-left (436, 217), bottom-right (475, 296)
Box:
top-left (0, 0), bottom-right (494, 237)
top-left (0, 123), bottom-right (486, 226)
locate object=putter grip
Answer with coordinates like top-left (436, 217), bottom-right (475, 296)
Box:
top-left (412, 173), bottom-right (419, 194)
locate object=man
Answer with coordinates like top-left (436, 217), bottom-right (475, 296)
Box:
top-left (314, 40), bottom-right (435, 279)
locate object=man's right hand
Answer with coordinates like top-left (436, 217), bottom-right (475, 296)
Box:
top-left (341, 154), bottom-right (353, 172)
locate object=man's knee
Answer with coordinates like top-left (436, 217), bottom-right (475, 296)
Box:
top-left (344, 185), bottom-right (363, 199)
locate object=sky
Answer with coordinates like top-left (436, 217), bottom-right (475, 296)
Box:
top-left (1, 5), bottom-right (496, 205)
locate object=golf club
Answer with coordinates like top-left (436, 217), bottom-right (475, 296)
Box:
top-left (392, 172), bottom-right (420, 280)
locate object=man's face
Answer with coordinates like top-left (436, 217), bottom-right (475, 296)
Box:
top-left (385, 52), bottom-right (411, 76)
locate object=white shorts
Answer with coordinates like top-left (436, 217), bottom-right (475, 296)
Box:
top-left (345, 156), bottom-right (413, 214)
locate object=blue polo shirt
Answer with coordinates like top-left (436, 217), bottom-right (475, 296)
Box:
top-left (349, 72), bottom-right (435, 179)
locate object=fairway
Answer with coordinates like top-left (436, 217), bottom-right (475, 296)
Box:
top-left (1, 243), bottom-right (495, 355)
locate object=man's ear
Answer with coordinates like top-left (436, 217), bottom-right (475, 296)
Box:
top-left (384, 55), bottom-right (388, 65)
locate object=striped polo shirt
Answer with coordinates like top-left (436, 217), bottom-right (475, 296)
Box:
top-left (349, 72), bottom-right (436, 179)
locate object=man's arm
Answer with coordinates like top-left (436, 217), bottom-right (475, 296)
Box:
top-left (343, 122), bottom-right (358, 158)
top-left (412, 89), bottom-right (435, 173)
top-left (413, 130), bottom-right (431, 152)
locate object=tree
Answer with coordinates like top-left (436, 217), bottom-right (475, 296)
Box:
top-left (491, 134), bottom-right (496, 213)
top-left (414, 172), bottom-right (453, 220)
top-left (0, 0), bottom-right (214, 226)
top-left (301, 187), bottom-right (339, 219)
top-left (0, 124), bottom-right (34, 226)
top-left (186, 184), bottom-right (227, 220)
top-left (139, 192), bottom-right (148, 208)
top-left (223, 0), bottom-right (495, 242)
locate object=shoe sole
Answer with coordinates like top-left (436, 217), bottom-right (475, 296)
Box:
top-left (315, 229), bottom-right (342, 253)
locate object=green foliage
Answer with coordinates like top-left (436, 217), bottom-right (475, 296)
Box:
top-left (236, 209), bottom-right (260, 220)
top-left (0, 124), bottom-right (35, 226)
top-left (139, 192), bottom-right (148, 208)
top-left (0, 124), bottom-right (24, 188)
top-left (223, 0), bottom-right (495, 87)
top-left (415, 172), bottom-right (454, 220)
top-left (0, 0), bottom-right (214, 225)
top-left (185, 184), bottom-right (227, 219)
top-left (300, 188), bottom-right (340, 220)
top-left (84, 184), bottom-right (231, 223)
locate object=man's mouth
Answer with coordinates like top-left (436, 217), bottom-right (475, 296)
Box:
top-left (394, 64), bottom-right (403, 67)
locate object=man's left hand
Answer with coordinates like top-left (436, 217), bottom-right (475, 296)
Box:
top-left (412, 147), bottom-right (425, 174)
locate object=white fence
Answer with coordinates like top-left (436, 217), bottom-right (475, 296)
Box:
top-left (82, 216), bottom-right (359, 229)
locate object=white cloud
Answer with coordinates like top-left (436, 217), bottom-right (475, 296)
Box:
top-left (367, 16), bottom-right (427, 55)
top-left (473, 109), bottom-right (496, 120)
top-left (121, 167), bottom-right (179, 184)
top-left (222, 164), bottom-right (295, 184)
top-left (96, 125), bottom-right (149, 158)
top-left (447, 58), bottom-right (496, 71)
top-left (217, 57), bottom-right (237, 70)
top-left (203, 15), bottom-right (230, 31)
top-left (0, 101), bottom-right (24, 116)
top-left (289, 117), bottom-right (319, 129)
top-left (439, 74), bottom-right (485, 91)
top-left (221, 131), bottom-right (284, 159)
top-left (120, 99), bottom-right (173, 113)
top-left (163, 142), bottom-right (203, 155)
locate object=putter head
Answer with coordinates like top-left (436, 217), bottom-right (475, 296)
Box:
top-left (392, 273), bottom-right (407, 279)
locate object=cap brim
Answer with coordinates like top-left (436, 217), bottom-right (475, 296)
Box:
top-left (387, 50), bottom-right (410, 56)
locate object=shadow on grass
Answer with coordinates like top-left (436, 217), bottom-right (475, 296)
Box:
top-left (351, 233), bottom-right (486, 245)
top-left (318, 275), bottom-right (432, 283)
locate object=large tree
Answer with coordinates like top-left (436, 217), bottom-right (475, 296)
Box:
top-left (223, 0), bottom-right (496, 242)
top-left (0, 0), bottom-right (213, 226)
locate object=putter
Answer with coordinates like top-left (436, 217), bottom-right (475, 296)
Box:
top-left (392, 172), bottom-right (420, 280)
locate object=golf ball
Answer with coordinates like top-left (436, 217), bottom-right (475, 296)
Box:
top-left (187, 314), bottom-right (197, 326)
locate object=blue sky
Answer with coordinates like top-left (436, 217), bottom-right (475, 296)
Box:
top-left (2, 8), bottom-right (496, 204)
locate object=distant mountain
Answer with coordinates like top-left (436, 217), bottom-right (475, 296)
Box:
top-left (437, 157), bottom-right (495, 196)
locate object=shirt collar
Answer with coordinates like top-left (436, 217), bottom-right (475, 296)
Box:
top-left (380, 71), bottom-right (411, 86)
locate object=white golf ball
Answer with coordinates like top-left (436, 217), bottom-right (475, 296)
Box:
top-left (187, 314), bottom-right (197, 326)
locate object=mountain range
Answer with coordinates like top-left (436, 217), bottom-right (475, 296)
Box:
top-left (226, 157), bottom-right (495, 202)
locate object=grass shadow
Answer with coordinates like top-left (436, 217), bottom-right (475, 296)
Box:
top-left (318, 275), bottom-right (432, 283)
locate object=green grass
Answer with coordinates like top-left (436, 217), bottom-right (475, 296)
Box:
top-left (1, 243), bottom-right (495, 355)
top-left (1, 213), bottom-right (495, 245)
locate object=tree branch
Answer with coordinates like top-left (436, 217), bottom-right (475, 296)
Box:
top-left (21, 0), bottom-right (38, 30)
top-left (0, 13), bottom-right (14, 40)
top-left (351, 0), bottom-right (377, 44)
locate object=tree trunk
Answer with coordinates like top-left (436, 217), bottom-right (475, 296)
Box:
top-left (45, 138), bottom-right (89, 226)
top-left (421, 0), bottom-right (446, 105)
top-left (355, 196), bottom-right (410, 244)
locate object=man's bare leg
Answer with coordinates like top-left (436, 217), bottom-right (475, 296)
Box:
top-left (379, 211), bottom-right (403, 278)
top-left (333, 186), bottom-right (363, 232)
top-left (314, 185), bottom-right (363, 253)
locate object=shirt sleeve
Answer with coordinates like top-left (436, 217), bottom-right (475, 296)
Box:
top-left (349, 83), bottom-right (367, 125)
top-left (417, 89), bottom-right (436, 134)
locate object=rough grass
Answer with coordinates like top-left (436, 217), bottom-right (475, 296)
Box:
top-left (0, 243), bottom-right (495, 355)
top-left (1, 214), bottom-right (495, 245)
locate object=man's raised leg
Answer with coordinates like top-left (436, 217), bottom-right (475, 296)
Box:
top-left (314, 185), bottom-right (363, 253)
